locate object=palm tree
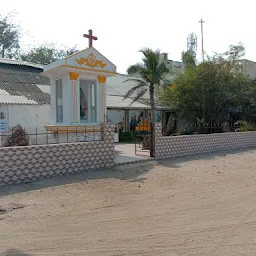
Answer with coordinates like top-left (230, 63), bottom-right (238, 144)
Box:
top-left (124, 48), bottom-right (169, 157)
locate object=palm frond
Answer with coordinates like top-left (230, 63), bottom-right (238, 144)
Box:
top-left (139, 48), bottom-right (161, 58)
top-left (127, 63), bottom-right (144, 76)
top-left (129, 88), bottom-right (148, 106)
top-left (123, 77), bottom-right (147, 84)
top-left (123, 81), bottom-right (147, 100)
top-left (140, 48), bottom-right (161, 73)
top-left (125, 47), bottom-right (170, 105)
top-left (154, 62), bottom-right (169, 83)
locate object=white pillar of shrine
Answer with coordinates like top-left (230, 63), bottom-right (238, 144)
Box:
top-left (69, 72), bottom-right (79, 123)
top-left (97, 76), bottom-right (107, 122)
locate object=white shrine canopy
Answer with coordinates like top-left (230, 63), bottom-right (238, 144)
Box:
top-left (41, 47), bottom-right (116, 130)
top-left (43, 47), bottom-right (116, 76)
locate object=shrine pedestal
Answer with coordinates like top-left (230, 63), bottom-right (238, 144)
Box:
top-left (45, 125), bottom-right (103, 143)
top-left (45, 125), bottom-right (101, 133)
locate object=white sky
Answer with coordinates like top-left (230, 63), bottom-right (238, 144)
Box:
top-left (1, 0), bottom-right (255, 73)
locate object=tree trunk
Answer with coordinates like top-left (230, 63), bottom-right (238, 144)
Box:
top-left (149, 84), bottom-right (156, 157)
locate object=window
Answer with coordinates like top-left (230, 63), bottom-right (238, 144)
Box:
top-left (56, 79), bottom-right (63, 123)
top-left (80, 79), bottom-right (97, 122)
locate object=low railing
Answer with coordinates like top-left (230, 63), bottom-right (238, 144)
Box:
top-left (0, 125), bottom-right (103, 147)
top-left (164, 121), bottom-right (256, 136)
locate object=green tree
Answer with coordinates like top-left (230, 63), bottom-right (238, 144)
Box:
top-left (20, 43), bottom-right (78, 65)
top-left (182, 50), bottom-right (196, 68)
top-left (159, 44), bottom-right (252, 130)
top-left (125, 48), bottom-right (169, 156)
top-left (233, 77), bottom-right (256, 122)
top-left (224, 42), bottom-right (245, 62)
top-left (0, 14), bottom-right (20, 58)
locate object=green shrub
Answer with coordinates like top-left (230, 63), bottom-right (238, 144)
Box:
top-left (119, 132), bottom-right (134, 142)
top-left (3, 125), bottom-right (29, 147)
top-left (235, 120), bottom-right (256, 132)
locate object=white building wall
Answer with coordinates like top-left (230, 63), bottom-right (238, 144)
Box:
top-left (107, 109), bottom-right (125, 126)
top-left (8, 104), bottom-right (51, 133)
top-left (240, 59), bottom-right (256, 78)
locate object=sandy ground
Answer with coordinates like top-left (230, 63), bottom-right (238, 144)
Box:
top-left (1, 148), bottom-right (256, 256)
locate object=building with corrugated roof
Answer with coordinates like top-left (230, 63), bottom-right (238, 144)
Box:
top-left (0, 59), bottom-right (51, 141)
top-left (0, 58), bottom-right (176, 139)
top-left (105, 75), bottom-right (175, 132)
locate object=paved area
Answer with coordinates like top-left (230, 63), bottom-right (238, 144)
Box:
top-left (115, 143), bottom-right (150, 164)
top-left (1, 148), bottom-right (256, 255)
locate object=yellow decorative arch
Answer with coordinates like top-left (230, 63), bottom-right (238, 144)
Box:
top-left (76, 53), bottom-right (107, 68)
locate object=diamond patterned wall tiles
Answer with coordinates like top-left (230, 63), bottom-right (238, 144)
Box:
top-left (155, 123), bottom-right (256, 159)
top-left (0, 123), bottom-right (115, 186)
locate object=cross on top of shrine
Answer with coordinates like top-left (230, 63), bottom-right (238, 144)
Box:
top-left (83, 29), bottom-right (98, 47)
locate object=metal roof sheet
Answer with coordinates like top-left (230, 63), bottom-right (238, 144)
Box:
top-left (106, 75), bottom-right (150, 99)
top-left (36, 84), bottom-right (51, 94)
top-left (0, 94), bottom-right (38, 104)
top-left (0, 63), bottom-right (50, 105)
top-left (106, 75), bottom-right (172, 110)
top-left (107, 95), bottom-right (149, 109)
top-left (0, 58), bottom-right (44, 69)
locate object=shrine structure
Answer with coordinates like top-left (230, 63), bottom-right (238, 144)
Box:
top-left (42, 30), bottom-right (116, 136)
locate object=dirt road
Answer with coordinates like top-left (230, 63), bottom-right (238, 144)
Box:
top-left (1, 149), bottom-right (256, 255)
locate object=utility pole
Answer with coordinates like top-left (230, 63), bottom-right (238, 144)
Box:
top-left (199, 19), bottom-right (205, 63)
top-left (199, 18), bottom-right (205, 125)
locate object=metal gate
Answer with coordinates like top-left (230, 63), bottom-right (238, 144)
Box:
top-left (134, 119), bottom-right (151, 156)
